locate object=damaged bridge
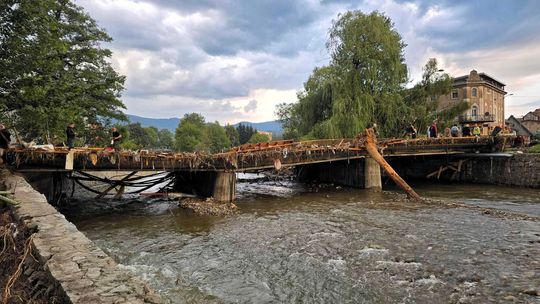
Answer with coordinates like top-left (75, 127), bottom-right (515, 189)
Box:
top-left (5, 134), bottom-right (512, 202)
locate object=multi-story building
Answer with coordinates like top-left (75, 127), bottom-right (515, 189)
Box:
top-left (438, 70), bottom-right (507, 129)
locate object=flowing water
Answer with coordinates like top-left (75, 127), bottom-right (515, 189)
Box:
top-left (63, 179), bottom-right (540, 303)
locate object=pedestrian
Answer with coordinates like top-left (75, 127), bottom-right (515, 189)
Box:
top-left (473, 124), bottom-right (481, 137)
top-left (491, 125), bottom-right (503, 137)
top-left (450, 124), bottom-right (459, 137)
top-left (405, 124), bottom-right (417, 139)
top-left (110, 127), bottom-right (122, 150)
top-left (429, 121), bottom-right (438, 138)
top-left (66, 123), bottom-right (76, 149)
top-left (444, 127), bottom-right (451, 137)
top-left (462, 124), bottom-right (471, 137)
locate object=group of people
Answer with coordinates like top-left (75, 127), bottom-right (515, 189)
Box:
top-left (66, 123), bottom-right (122, 150)
top-left (444, 123), bottom-right (482, 138)
top-left (404, 120), bottom-right (507, 139)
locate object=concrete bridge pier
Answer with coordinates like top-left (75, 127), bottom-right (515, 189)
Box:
top-left (364, 157), bottom-right (382, 189)
top-left (173, 171), bottom-right (236, 202)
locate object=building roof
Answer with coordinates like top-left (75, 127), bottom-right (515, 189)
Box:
top-left (453, 70), bottom-right (506, 92)
top-left (521, 108), bottom-right (540, 120)
top-left (506, 115), bottom-right (533, 137)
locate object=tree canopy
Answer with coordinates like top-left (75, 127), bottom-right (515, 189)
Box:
top-left (175, 113), bottom-right (206, 152)
top-left (202, 122), bottom-right (232, 153)
top-left (403, 58), bottom-right (469, 132)
top-left (236, 124), bottom-right (257, 144)
top-left (0, 0), bottom-right (126, 143)
top-left (247, 132), bottom-right (270, 144)
top-left (277, 11), bottom-right (463, 140)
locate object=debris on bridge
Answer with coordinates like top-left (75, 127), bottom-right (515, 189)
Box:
top-left (3, 135), bottom-right (509, 173)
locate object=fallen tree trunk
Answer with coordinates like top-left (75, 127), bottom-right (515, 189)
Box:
top-left (363, 128), bottom-right (422, 201)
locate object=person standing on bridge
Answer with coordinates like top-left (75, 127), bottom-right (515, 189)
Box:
top-left (405, 124), bottom-right (417, 139)
top-left (473, 124), bottom-right (481, 137)
top-left (429, 121), bottom-right (438, 138)
top-left (110, 127), bottom-right (122, 150)
top-left (450, 124), bottom-right (460, 137)
top-left (66, 123), bottom-right (76, 150)
top-left (462, 124), bottom-right (472, 137)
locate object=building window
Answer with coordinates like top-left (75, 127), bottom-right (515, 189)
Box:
top-left (472, 87), bottom-right (478, 97)
top-left (472, 105), bottom-right (478, 118)
top-left (451, 90), bottom-right (458, 99)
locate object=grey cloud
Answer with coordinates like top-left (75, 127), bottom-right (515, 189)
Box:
top-left (74, 0), bottom-right (540, 121)
top-left (143, 0), bottom-right (322, 56)
top-left (244, 100), bottom-right (258, 113)
top-left (411, 0), bottom-right (540, 53)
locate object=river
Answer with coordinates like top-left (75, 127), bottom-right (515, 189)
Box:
top-left (63, 179), bottom-right (540, 303)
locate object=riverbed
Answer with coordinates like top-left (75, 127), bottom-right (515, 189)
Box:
top-left (63, 181), bottom-right (540, 303)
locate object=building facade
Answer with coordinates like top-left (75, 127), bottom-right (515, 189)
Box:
top-left (520, 108), bottom-right (540, 134)
top-left (438, 70), bottom-right (507, 128)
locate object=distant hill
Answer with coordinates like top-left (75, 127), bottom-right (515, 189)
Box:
top-left (124, 114), bottom-right (283, 135)
top-left (233, 121), bottom-right (283, 135)
top-left (125, 114), bottom-right (180, 131)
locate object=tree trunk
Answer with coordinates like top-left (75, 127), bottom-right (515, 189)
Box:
top-left (363, 128), bottom-right (422, 201)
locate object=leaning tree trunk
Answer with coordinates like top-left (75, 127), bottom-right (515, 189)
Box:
top-left (363, 128), bottom-right (422, 201)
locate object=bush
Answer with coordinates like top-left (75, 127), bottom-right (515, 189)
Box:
top-left (248, 133), bottom-right (270, 143)
top-left (528, 144), bottom-right (540, 153)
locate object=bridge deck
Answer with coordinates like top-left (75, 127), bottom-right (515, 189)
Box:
top-left (5, 136), bottom-right (503, 172)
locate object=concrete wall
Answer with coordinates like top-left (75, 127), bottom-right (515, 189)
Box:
top-left (296, 159), bottom-right (365, 188)
top-left (0, 169), bottom-right (162, 304)
top-left (388, 154), bottom-right (540, 188)
top-left (174, 171), bottom-right (236, 202)
top-left (294, 154), bottom-right (540, 189)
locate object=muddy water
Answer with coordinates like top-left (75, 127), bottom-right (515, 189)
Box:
top-left (64, 180), bottom-right (540, 303)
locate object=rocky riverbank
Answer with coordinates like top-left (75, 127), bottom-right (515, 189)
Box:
top-left (178, 197), bottom-right (238, 216)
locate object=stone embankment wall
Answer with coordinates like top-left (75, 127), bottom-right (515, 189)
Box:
top-left (457, 153), bottom-right (540, 187)
top-left (0, 169), bottom-right (162, 304)
top-left (389, 153), bottom-right (540, 188)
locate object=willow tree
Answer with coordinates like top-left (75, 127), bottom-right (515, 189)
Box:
top-left (326, 11), bottom-right (408, 137)
top-left (277, 11), bottom-right (409, 139)
top-left (0, 0), bottom-right (126, 143)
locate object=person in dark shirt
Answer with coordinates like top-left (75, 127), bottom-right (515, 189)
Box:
top-left (491, 125), bottom-right (503, 137)
top-left (66, 123), bottom-right (76, 149)
top-left (462, 124), bottom-right (472, 137)
top-left (0, 124), bottom-right (11, 149)
top-left (405, 124), bottom-right (417, 139)
top-left (429, 122), bottom-right (438, 138)
top-left (110, 127), bottom-right (122, 150)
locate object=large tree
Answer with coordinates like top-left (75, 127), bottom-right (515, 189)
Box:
top-left (224, 123), bottom-right (240, 147)
top-left (0, 0), bottom-right (126, 143)
top-left (202, 122), bottom-right (232, 153)
top-left (157, 128), bottom-right (174, 150)
top-left (236, 123), bottom-right (256, 144)
top-left (277, 11), bottom-right (409, 139)
top-left (403, 58), bottom-right (469, 133)
top-left (175, 113), bottom-right (206, 152)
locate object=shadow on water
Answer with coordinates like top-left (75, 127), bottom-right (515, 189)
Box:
top-left (61, 179), bottom-right (540, 304)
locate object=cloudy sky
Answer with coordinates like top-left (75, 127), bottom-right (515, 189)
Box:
top-left (76, 0), bottom-right (540, 123)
